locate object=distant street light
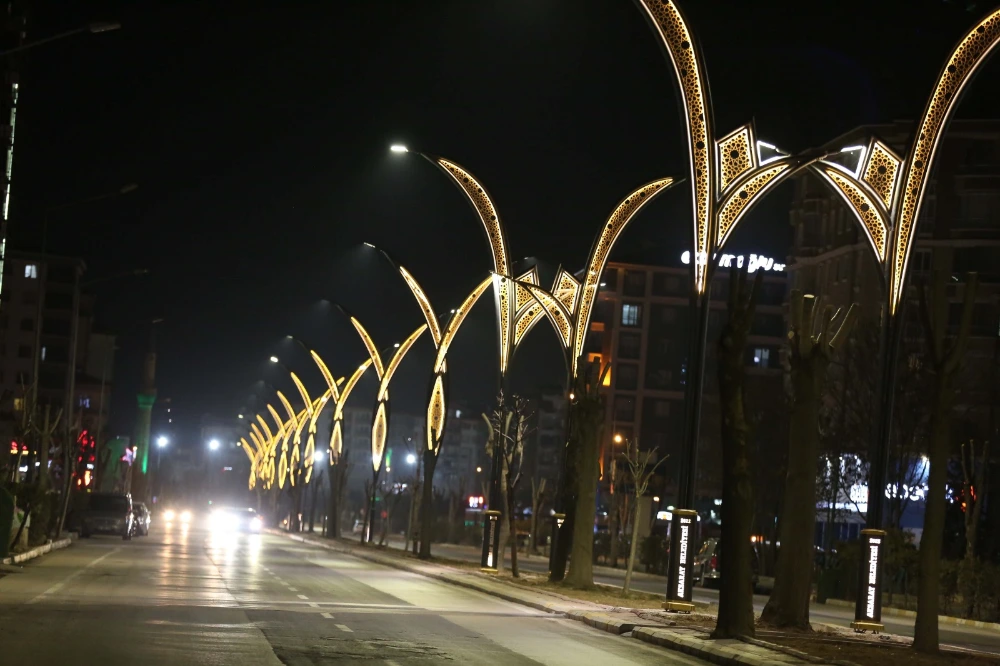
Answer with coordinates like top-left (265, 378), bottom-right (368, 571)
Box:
top-left (238, 414), bottom-right (244, 419)
top-left (156, 436), bottom-right (168, 448)
top-left (406, 453), bottom-right (417, 465)
top-left (313, 451), bottom-right (324, 463)
top-left (269, 356), bottom-right (279, 363)
top-left (208, 439), bottom-right (220, 451)
top-left (390, 144), bottom-right (408, 153)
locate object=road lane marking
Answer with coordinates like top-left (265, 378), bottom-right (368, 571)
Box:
top-left (335, 624), bottom-right (353, 632)
top-left (28, 547), bottom-right (122, 605)
top-left (288, 587), bottom-right (298, 591)
top-left (320, 612), bottom-right (333, 619)
top-left (308, 602), bottom-right (319, 608)
top-left (297, 594), bottom-right (308, 600)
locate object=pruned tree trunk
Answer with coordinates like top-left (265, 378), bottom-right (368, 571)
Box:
top-left (529, 477), bottom-right (545, 555)
top-left (564, 361), bottom-right (609, 588)
top-left (960, 438), bottom-right (988, 618)
top-left (914, 269), bottom-right (978, 654)
top-left (763, 292), bottom-right (856, 629)
top-left (624, 498), bottom-right (643, 595)
top-left (713, 263), bottom-right (762, 640)
top-left (418, 450), bottom-right (438, 558)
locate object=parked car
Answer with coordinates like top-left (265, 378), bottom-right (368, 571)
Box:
top-left (133, 503), bottom-right (151, 536)
top-left (81, 493), bottom-right (134, 540)
top-left (692, 537), bottom-right (769, 593)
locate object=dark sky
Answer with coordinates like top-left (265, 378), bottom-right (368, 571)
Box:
top-left (8, 0), bottom-right (999, 447)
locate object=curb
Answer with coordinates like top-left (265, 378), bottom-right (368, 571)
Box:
top-left (1, 536), bottom-right (74, 565)
top-left (823, 597), bottom-right (1000, 632)
top-left (269, 530), bottom-right (822, 665)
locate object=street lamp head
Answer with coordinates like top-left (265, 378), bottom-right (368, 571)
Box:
top-left (406, 453), bottom-right (417, 465)
top-left (389, 144), bottom-right (408, 154)
top-left (614, 434), bottom-right (623, 444)
top-left (313, 451), bottom-right (325, 463)
top-left (476, 466), bottom-right (482, 473)
top-left (362, 242), bottom-right (376, 249)
top-left (208, 439), bottom-right (220, 451)
top-left (119, 183), bottom-right (139, 194)
top-left (88, 21), bottom-right (121, 33)
top-left (269, 356), bottom-right (279, 363)
top-left (156, 436), bottom-right (168, 448)
top-left (237, 414), bottom-right (244, 419)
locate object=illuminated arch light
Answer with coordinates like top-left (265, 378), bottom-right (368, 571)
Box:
top-left (427, 374), bottom-right (446, 454)
top-left (634, 0), bottom-right (712, 292)
top-left (716, 164), bottom-right (789, 246)
top-left (816, 166), bottom-right (888, 261)
top-left (432, 156), bottom-right (514, 373)
top-left (716, 125), bottom-right (756, 193)
top-left (434, 276), bottom-right (493, 374)
top-left (554, 270), bottom-right (581, 315)
top-left (891, 8), bottom-right (1000, 312)
top-left (329, 359), bottom-right (373, 462)
top-left (399, 266), bottom-right (443, 347)
top-left (861, 140), bottom-right (902, 209)
top-left (520, 281), bottom-right (573, 349)
top-left (572, 177), bottom-right (676, 376)
top-left (514, 266), bottom-right (540, 314)
top-left (310, 350), bottom-right (343, 402)
top-left (372, 401), bottom-right (388, 472)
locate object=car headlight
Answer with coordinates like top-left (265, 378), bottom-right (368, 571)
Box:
top-left (180, 510), bottom-right (192, 523)
top-left (249, 516), bottom-right (262, 531)
top-left (164, 509), bottom-right (175, 521)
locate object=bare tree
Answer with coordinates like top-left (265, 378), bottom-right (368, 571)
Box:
top-left (958, 437), bottom-right (989, 618)
top-left (486, 395), bottom-right (535, 577)
top-left (377, 481), bottom-right (405, 546)
top-left (914, 269), bottom-right (979, 654)
top-left (620, 438), bottom-right (666, 596)
top-left (762, 292), bottom-right (856, 629)
top-left (714, 263), bottom-right (762, 639)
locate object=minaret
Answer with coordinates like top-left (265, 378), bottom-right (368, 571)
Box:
top-left (131, 326), bottom-right (157, 499)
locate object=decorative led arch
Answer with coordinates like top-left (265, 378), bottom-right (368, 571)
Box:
top-left (422, 154), bottom-right (515, 376)
top-left (348, 316), bottom-right (428, 473)
top-left (807, 9), bottom-right (1000, 313)
top-left (635, 1), bottom-right (832, 292)
top-left (390, 261), bottom-right (494, 455)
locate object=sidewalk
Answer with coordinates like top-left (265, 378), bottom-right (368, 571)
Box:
top-left (271, 529), bottom-right (855, 666)
top-left (1, 535), bottom-right (74, 566)
top-left (823, 598), bottom-right (1000, 633)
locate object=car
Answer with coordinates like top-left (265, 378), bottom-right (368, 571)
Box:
top-left (132, 502), bottom-right (151, 536)
top-left (692, 537), bottom-right (767, 592)
top-left (80, 493), bottom-right (134, 540)
top-left (161, 507), bottom-right (193, 524)
top-left (209, 506), bottom-right (262, 533)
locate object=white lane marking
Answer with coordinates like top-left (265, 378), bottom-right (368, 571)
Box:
top-left (335, 624), bottom-right (353, 633)
top-left (320, 612), bottom-right (334, 619)
top-left (308, 602), bottom-right (319, 608)
top-left (28, 547), bottom-right (122, 605)
top-left (288, 587), bottom-right (298, 592)
top-left (297, 594), bottom-right (308, 600)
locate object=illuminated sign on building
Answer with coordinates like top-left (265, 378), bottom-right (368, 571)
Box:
top-left (681, 250), bottom-right (785, 273)
top-left (468, 495), bottom-right (485, 509)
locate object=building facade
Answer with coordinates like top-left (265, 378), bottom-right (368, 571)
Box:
top-left (787, 119), bottom-right (1000, 545)
top-left (590, 257), bottom-right (789, 506)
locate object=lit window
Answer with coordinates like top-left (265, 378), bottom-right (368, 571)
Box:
top-left (622, 304), bottom-right (642, 327)
top-left (753, 348), bottom-right (770, 368)
top-left (24, 264), bottom-right (37, 279)
top-left (13, 398), bottom-right (24, 411)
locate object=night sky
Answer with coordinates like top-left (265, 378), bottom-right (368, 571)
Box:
top-left (8, 0), bottom-right (999, 448)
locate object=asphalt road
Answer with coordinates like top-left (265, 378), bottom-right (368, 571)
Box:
top-left (0, 525), bottom-right (711, 666)
top-left (381, 535), bottom-right (1000, 657)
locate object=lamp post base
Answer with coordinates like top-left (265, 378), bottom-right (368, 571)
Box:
top-left (663, 600), bottom-right (696, 613)
top-left (849, 620), bottom-right (884, 633)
